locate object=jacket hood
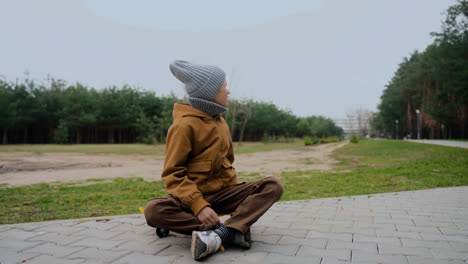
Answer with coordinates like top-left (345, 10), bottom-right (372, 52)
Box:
top-left (172, 103), bottom-right (218, 121)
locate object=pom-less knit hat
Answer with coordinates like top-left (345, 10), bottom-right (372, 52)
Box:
top-left (169, 60), bottom-right (227, 116)
top-left (169, 60), bottom-right (226, 101)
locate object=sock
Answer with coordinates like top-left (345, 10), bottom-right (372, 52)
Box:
top-left (214, 224), bottom-right (234, 243)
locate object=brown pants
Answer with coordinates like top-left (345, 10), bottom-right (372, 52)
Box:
top-left (144, 176), bottom-right (283, 235)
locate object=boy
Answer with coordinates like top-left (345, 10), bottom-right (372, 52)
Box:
top-left (144, 60), bottom-right (283, 260)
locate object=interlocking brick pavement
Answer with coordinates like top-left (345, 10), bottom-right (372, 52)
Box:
top-left (1, 186), bottom-right (467, 263)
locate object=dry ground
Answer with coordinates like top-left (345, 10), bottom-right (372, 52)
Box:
top-left (0, 141), bottom-right (347, 187)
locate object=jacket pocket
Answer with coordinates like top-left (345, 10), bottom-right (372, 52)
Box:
top-left (187, 160), bottom-right (212, 172)
top-left (222, 158), bottom-right (233, 168)
top-left (187, 160), bottom-right (212, 194)
top-left (220, 158), bottom-right (237, 187)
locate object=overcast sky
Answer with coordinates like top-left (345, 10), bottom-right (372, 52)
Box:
top-left (0, 0), bottom-right (454, 119)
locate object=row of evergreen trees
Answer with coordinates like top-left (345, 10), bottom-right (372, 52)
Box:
top-left (0, 77), bottom-right (343, 144)
top-left (371, 0), bottom-right (468, 139)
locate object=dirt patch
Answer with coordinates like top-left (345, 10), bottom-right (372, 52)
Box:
top-left (0, 141), bottom-right (348, 187)
top-left (234, 141), bottom-right (348, 177)
top-left (0, 152), bottom-right (165, 187)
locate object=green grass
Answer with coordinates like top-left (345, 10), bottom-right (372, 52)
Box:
top-left (0, 144), bottom-right (166, 154)
top-left (279, 139), bottom-right (468, 201)
top-left (0, 178), bottom-right (167, 224)
top-left (0, 140), bottom-right (306, 155)
top-left (1, 139), bottom-right (466, 224)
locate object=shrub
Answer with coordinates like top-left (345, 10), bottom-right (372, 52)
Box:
top-left (136, 113), bottom-right (156, 144)
top-left (304, 136), bottom-right (320, 145)
top-left (262, 133), bottom-right (273, 144)
top-left (322, 137), bottom-right (341, 143)
top-left (350, 134), bottom-right (360, 144)
top-left (142, 135), bottom-right (156, 145)
top-left (53, 120), bottom-right (69, 144)
top-left (276, 136), bottom-right (295, 143)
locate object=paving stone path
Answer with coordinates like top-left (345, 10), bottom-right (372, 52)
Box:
top-left (1, 186), bottom-right (467, 264)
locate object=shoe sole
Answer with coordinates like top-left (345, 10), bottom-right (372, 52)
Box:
top-left (191, 231), bottom-right (208, 260)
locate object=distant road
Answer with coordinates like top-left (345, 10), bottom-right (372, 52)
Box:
top-left (406, 140), bottom-right (468, 149)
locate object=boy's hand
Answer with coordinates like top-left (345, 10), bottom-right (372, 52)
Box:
top-left (197, 207), bottom-right (220, 226)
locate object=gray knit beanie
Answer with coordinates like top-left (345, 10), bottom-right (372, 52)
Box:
top-left (169, 60), bottom-right (226, 101)
top-left (169, 60), bottom-right (228, 116)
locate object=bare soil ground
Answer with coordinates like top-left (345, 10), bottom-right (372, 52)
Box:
top-left (0, 141), bottom-right (347, 187)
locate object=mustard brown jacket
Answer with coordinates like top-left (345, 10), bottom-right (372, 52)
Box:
top-left (162, 103), bottom-right (237, 216)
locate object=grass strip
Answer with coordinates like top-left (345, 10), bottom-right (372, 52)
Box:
top-left (280, 139), bottom-right (468, 200)
top-left (0, 178), bottom-right (166, 224)
top-left (0, 140), bottom-right (305, 155)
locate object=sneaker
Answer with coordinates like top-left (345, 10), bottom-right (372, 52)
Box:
top-left (191, 230), bottom-right (222, 260)
top-left (229, 228), bottom-right (252, 249)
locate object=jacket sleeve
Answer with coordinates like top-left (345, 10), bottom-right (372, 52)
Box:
top-left (161, 124), bottom-right (210, 216)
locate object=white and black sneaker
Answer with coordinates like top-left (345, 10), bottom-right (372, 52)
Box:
top-left (191, 230), bottom-right (222, 260)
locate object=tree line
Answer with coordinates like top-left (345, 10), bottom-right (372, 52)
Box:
top-left (371, 0), bottom-right (468, 139)
top-left (0, 77), bottom-right (343, 144)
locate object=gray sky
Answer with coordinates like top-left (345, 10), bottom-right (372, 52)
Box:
top-left (0, 0), bottom-right (454, 119)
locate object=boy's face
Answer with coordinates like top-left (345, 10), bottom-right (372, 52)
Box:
top-left (213, 80), bottom-right (230, 107)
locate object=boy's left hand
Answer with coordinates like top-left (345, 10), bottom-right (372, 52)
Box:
top-left (197, 207), bottom-right (220, 226)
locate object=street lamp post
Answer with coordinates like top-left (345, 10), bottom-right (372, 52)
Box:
top-left (395, 120), bottom-right (399, 140)
top-left (416, 109), bottom-right (420, 140)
